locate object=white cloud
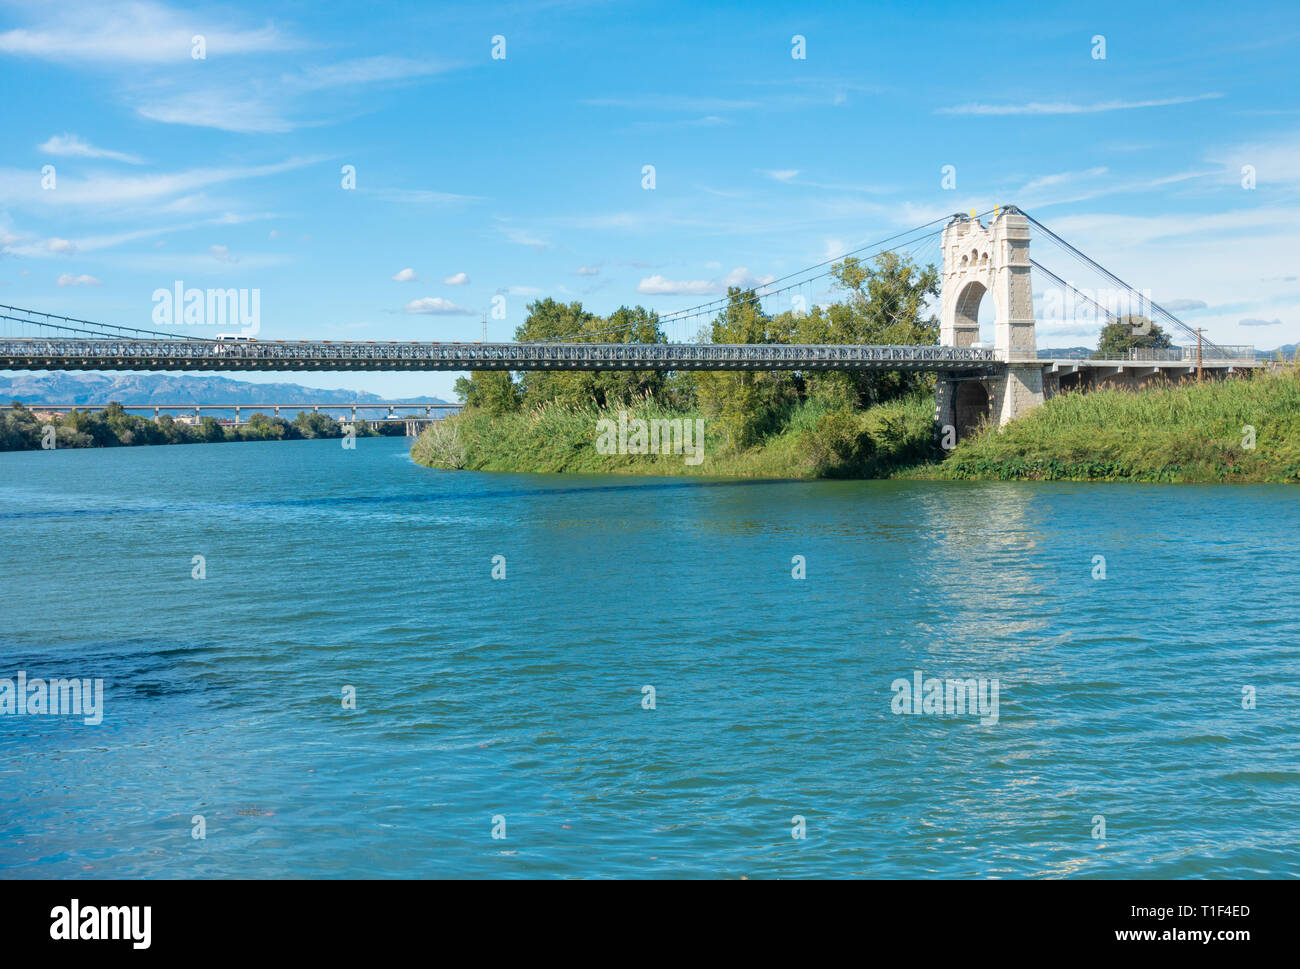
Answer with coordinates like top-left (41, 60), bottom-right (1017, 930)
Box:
top-left (403, 297), bottom-right (475, 316)
top-left (38, 134), bottom-right (144, 165)
top-left (575, 266), bottom-right (600, 276)
top-left (721, 267), bottom-right (776, 288)
top-left (46, 237), bottom-right (77, 253)
top-left (1240, 317), bottom-right (1282, 327)
top-left (209, 244), bottom-right (236, 263)
top-left (761, 169), bottom-right (799, 182)
top-left (0, 1), bottom-right (294, 64)
top-left (637, 267), bottom-right (775, 296)
top-left (443, 272), bottom-right (469, 285)
top-left (56, 273), bottom-right (100, 287)
top-left (392, 268), bottom-right (418, 282)
top-left (938, 93), bottom-right (1223, 116)
top-left (637, 275), bottom-right (716, 296)
top-left (1163, 298), bottom-right (1208, 311)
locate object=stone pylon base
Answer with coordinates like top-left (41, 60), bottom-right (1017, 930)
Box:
top-left (989, 364), bottom-right (1045, 426)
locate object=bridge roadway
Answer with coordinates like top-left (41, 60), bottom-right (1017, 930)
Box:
top-left (0, 337), bottom-right (998, 372)
top-left (0, 338), bottom-right (1258, 375)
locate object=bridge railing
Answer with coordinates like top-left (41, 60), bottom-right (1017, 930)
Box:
top-left (1128, 346), bottom-right (1255, 362)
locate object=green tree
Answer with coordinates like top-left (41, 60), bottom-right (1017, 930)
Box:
top-left (1094, 316), bottom-right (1173, 360)
top-left (455, 298), bottom-right (667, 412)
top-left (293, 411), bottom-right (342, 439)
top-left (798, 251), bottom-right (940, 407)
top-left (453, 370), bottom-right (521, 415)
top-left (242, 413), bottom-right (296, 440)
top-left (694, 289), bottom-right (797, 449)
top-left (198, 416), bottom-right (226, 443)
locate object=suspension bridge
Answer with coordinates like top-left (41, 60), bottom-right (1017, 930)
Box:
top-left (0, 206), bottom-right (1258, 437)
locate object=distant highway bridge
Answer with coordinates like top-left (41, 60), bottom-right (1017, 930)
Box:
top-left (19, 401), bottom-right (460, 435)
top-left (24, 401), bottom-right (460, 420)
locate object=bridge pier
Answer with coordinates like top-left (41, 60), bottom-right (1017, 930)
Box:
top-left (935, 364), bottom-right (1049, 442)
top-left (991, 364), bottom-right (1045, 427)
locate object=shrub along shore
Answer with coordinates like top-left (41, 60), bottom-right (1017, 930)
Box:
top-left (0, 402), bottom-right (403, 450)
top-left (414, 367), bottom-right (1300, 484)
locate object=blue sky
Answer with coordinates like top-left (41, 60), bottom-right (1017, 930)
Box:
top-left (1, 0), bottom-right (1297, 398)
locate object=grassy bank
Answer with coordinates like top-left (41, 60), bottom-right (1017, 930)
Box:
top-left (929, 367), bottom-right (1300, 483)
top-left (414, 368), bottom-right (1300, 484)
top-left (412, 390), bottom-right (939, 478)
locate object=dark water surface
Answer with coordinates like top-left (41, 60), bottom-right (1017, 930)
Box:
top-left (2, 437), bottom-right (1297, 878)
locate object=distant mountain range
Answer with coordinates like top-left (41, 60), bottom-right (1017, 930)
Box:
top-left (1043, 344), bottom-right (1298, 361)
top-left (1259, 343), bottom-right (1299, 359)
top-left (0, 373), bottom-right (449, 406)
top-left (1037, 347), bottom-right (1095, 360)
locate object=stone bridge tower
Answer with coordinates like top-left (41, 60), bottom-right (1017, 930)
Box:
top-left (934, 207), bottom-right (1044, 437)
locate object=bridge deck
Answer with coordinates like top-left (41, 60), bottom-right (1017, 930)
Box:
top-left (0, 339), bottom-right (998, 372)
top-left (0, 339), bottom-right (1259, 373)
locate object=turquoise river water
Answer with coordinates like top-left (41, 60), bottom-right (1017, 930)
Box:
top-left (1, 436), bottom-right (1297, 878)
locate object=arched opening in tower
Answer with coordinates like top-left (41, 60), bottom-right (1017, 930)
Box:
top-left (954, 280), bottom-right (992, 347)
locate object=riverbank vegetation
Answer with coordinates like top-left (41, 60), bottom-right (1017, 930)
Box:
top-left (415, 253), bottom-right (946, 477)
top-left (0, 402), bottom-right (403, 451)
top-left (413, 249), bottom-right (1299, 484)
top-left (930, 366), bottom-right (1300, 483)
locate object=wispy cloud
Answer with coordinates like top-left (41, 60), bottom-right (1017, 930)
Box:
top-left (938, 93), bottom-right (1223, 116)
top-left (0, 0), bottom-right (295, 64)
top-left (631, 115), bottom-right (732, 130)
top-left (0, 156), bottom-right (324, 210)
top-left (363, 188), bottom-right (481, 205)
top-left (283, 56), bottom-right (455, 92)
top-left (1019, 167), bottom-right (1108, 194)
top-left (134, 87), bottom-right (298, 134)
top-left (583, 95), bottom-right (760, 111)
top-left (38, 134), bottom-right (144, 165)
top-left (497, 224), bottom-right (550, 251)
